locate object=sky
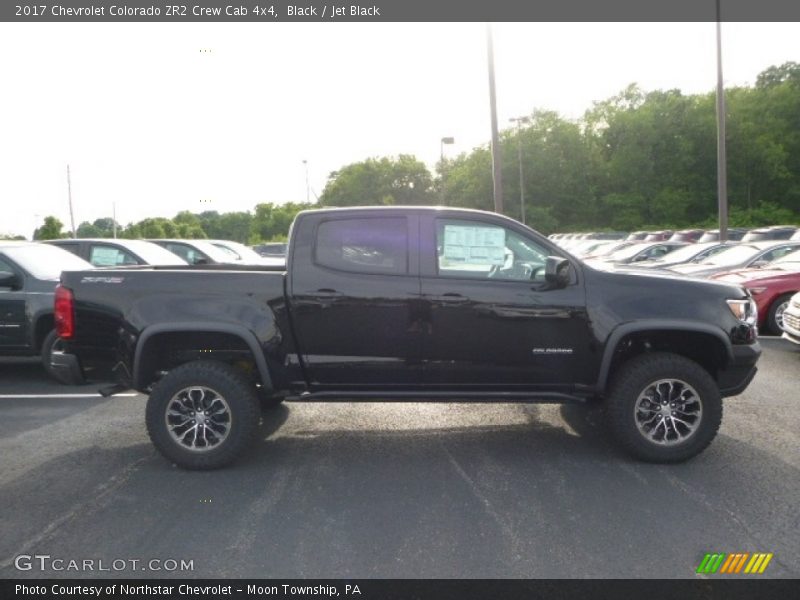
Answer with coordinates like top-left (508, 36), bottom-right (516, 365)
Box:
top-left (0, 22), bottom-right (798, 238)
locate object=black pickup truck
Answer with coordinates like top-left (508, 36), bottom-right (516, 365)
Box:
top-left (53, 207), bottom-right (761, 469)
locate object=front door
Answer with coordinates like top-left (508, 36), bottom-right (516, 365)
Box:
top-left (419, 214), bottom-right (592, 390)
top-left (288, 213), bottom-right (423, 388)
top-left (0, 255), bottom-right (28, 350)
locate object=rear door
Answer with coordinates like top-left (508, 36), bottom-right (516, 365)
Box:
top-left (288, 212), bottom-right (423, 388)
top-left (418, 213), bottom-right (592, 389)
top-left (0, 254), bottom-right (28, 350)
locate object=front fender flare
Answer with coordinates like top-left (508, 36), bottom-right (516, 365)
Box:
top-left (595, 320), bottom-right (734, 393)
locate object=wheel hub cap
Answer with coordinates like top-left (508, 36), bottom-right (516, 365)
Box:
top-left (165, 386), bottom-right (232, 452)
top-left (634, 379), bottom-right (703, 446)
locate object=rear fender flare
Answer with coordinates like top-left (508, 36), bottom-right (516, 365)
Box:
top-left (133, 322), bottom-right (273, 391)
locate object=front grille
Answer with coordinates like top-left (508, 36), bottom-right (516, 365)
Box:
top-left (784, 311), bottom-right (800, 333)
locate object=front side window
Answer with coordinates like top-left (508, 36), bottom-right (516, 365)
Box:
top-left (89, 245), bottom-right (139, 266)
top-left (436, 219), bottom-right (550, 281)
top-left (166, 243), bottom-right (206, 265)
top-left (315, 217), bottom-right (408, 275)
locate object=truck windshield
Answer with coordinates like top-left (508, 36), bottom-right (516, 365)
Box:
top-left (4, 244), bottom-right (93, 280)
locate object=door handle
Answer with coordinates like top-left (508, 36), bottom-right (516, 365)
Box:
top-left (437, 293), bottom-right (469, 303)
top-left (315, 288), bottom-right (343, 297)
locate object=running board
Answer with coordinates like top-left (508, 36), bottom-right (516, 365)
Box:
top-left (285, 390), bottom-right (589, 404)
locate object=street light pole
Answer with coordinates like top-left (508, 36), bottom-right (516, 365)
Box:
top-left (440, 136), bottom-right (454, 205)
top-left (486, 24), bottom-right (503, 214)
top-left (302, 160), bottom-right (310, 204)
top-left (715, 0), bottom-right (729, 242)
top-left (509, 116), bottom-right (530, 224)
top-left (66, 164), bottom-right (77, 238)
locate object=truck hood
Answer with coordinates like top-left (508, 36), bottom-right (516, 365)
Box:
top-left (585, 261), bottom-right (746, 295)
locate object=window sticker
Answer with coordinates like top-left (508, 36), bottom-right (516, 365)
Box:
top-left (442, 225), bottom-right (506, 265)
top-left (90, 247), bottom-right (124, 266)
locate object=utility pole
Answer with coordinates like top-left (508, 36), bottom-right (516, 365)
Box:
top-left (66, 164), bottom-right (77, 238)
top-left (715, 0), bottom-right (729, 242)
top-left (486, 24), bottom-right (503, 214)
top-left (510, 116), bottom-right (530, 224)
top-left (112, 202), bottom-right (117, 238)
top-left (440, 136), bottom-right (454, 205)
top-left (302, 160), bottom-right (310, 204)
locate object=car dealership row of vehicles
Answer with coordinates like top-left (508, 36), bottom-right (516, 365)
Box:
top-left (551, 226), bottom-right (800, 335)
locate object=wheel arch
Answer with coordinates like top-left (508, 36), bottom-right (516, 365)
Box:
top-left (32, 311), bottom-right (54, 352)
top-left (596, 321), bottom-right (734, 395)
top-left (133, 323), bottom-right (273, 392)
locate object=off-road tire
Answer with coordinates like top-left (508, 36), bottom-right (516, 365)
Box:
top-left (606, 352), bottom-right (722, 463)
top-left (145, 360), bottom-right (260, 470)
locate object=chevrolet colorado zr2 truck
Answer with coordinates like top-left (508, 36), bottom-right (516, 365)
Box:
top-left (51, 207), bottom-right (761, 469)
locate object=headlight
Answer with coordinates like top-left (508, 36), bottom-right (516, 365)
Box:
top-left (748, 287), bottom-right (767, 295)
top-left (726, 298), bottom-right (758, 326)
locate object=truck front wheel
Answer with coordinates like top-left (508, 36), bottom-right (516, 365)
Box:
top-left (145, 360), bottom-right (260, 470)
top-left (606, 353), bottom-right (722, 463)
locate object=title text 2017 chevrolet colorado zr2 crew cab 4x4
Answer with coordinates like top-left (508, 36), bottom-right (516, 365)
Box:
top-left (51, 207), bottom-right (761, 469)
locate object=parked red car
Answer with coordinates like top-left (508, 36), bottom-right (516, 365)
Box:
top-left (713, 250), bottom-right (800, 334)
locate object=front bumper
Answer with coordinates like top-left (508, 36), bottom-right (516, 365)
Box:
top-left (49, 352), bottom-right (86, 386)
top-left (718, 341), bottom-right (761, 398)
top-left (781, 304), bottom-right (800, 345)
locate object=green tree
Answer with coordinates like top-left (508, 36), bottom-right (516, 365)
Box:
top-left (251, 202), bottom-right (313, 242)
top-left (33, 216), bottom-right (67, 240)
top-left (319, 155), bottom-right (434, 207)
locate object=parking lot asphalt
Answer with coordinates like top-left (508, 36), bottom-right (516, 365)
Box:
top-left (0, 339), bottom-right (798, 580)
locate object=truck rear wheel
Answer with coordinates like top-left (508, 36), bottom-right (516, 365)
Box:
top-left (606, 353), bottom-right (722, 463)
top-left (41, 330), bottom-right (65, 381)
top-left (145, 360), bottom-right (260, 470)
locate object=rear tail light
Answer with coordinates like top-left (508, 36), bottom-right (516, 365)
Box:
top-left (54, 285), bottom-right (75, 340)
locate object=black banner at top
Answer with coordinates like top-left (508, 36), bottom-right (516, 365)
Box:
top-left (3, 0), bottom-right (800, 22)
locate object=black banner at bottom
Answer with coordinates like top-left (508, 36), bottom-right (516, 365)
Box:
top-left (2, 579), bottom-right (796, 600)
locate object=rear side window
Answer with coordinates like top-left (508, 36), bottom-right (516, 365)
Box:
top-left (315, 217), bottom-right (408, 275)
top-left (54, 243), bottom-right (82, 257)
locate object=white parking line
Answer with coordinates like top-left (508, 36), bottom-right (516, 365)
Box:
top-left (0, 393), bottom-right (139, 399)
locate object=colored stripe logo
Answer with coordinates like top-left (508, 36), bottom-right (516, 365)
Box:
top-left (697, 552), bottom-right (773, 574)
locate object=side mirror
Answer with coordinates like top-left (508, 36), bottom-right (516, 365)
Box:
top-left (751, 260), bottom-right (768, 268)
top-left (632, 255), bottom-right (649, 262)
top-left (194, 257), bottom-right (210, 265)
top-left (0, 270), bottom-right (20, 289)
top-left (544, 256), bottom-right (571, 288)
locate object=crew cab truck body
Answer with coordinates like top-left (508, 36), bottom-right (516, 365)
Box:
top-left (53, 207), bottom-right (761, 469)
